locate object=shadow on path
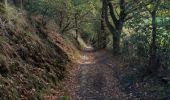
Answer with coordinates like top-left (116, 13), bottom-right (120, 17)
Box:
top-left (75, 48), bottom-right (128, 100)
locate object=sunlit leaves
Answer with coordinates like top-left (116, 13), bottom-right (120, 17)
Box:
top-left (72, 0), bottom-right (97, 16)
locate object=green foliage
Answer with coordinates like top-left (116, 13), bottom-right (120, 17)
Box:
top-left (0, 0), bottom-right (169, 99)
top-left (9, 62), bottom-right (19, 74)
top-left (157, 28), bottom-right (170, 69)
top-left (72, 0), bottom-right (96, 15)
top-left (0, 3), bottom-right (5, 14)
top-left (61, 96), bottom-right (69, 100)
top-left (0, 36), bottom-right (7, 44)
top-left (0, 77), bottom-right (19, 100)
top-left (119, 0), bottom-right (170, 98)
top-left (0, 54), bottom-right (9, 77)
top-left (0, 86), bottom-right (19, 100)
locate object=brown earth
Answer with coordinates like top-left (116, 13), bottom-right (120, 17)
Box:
top-left (53, 48), bottom-right (137, 100)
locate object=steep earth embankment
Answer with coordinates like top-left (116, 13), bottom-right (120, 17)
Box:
top-left (0, 7), bottom-right (78, 99)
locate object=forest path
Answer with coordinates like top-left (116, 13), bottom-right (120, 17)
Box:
top-left (73, 48), bottom-right (129, 100)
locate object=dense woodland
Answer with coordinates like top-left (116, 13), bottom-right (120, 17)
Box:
top-left (0, 0), bottom-right (170, 100)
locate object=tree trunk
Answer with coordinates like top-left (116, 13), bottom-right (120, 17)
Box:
top-left (103, 0), bottom-right (126, 55)
top-left (20, 0), bottom-right (23, 9)
top-left (148, 0), bottom-right (160, 73)
top-left (112, 31), bottom-right (121, 55)
top-left (75, 13), bottom-right (78, 41)
top-left (100, 0), bottom-right (107, 48)
top-left (113, 33), bottom-right (120, 54)
top-left (149, 11), bottom-right (158, 73)
top-left (4, 0), bottom-right (7, 8)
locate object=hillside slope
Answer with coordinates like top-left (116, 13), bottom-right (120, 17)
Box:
top-left (0, 5), bottom-right (78, 99)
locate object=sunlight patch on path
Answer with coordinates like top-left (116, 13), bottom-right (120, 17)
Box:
top-left (85, 46), bottom-right (93, 49)
top-left (78, 48), bottom-right (96, 64)
top-left (82, 55), bottom-right (89, 60)
top-left (80, 54), bottom-right (96, 64)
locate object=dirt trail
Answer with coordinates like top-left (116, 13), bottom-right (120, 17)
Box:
top-left (73, 48), bottom-right (129, 100)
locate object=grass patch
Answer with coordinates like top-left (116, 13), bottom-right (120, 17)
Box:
top-left (61, 96), bottom-right (69, 100)
top-left (9, 62), bottom-right (19, 74)
top-left (0, 36), bottom-right (7, 44)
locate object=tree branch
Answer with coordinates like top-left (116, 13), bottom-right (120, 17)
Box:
top-left (107, 0), bottom-right (118, 25)
top-left (119, 0), bottom-right (126, 21)
top-left (104, 0), bottom-right (115, 36)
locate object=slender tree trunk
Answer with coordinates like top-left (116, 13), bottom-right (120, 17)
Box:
top-left (112, 30), bottom-right (121, 54)
top-left (4, 0), bottom-right (9, 23)
top-left (12, 0), bottom-right (16, 6)
top-left (100, 0), bottom-right (107, 48)
top-left (20, 0), bottom-right (23, 9)
top-left (149, 11), bottom-right (158, 72)
top-left (42, 8), bottom-right (48, 25)
top-left (151, 12), bottom-right (157, 58)
top-left (4, 0), bottom-right (7, 8)
top-left (75, 13), bottom-right (78, 41)
top-left (149, 0), bottom-right (160, 73)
